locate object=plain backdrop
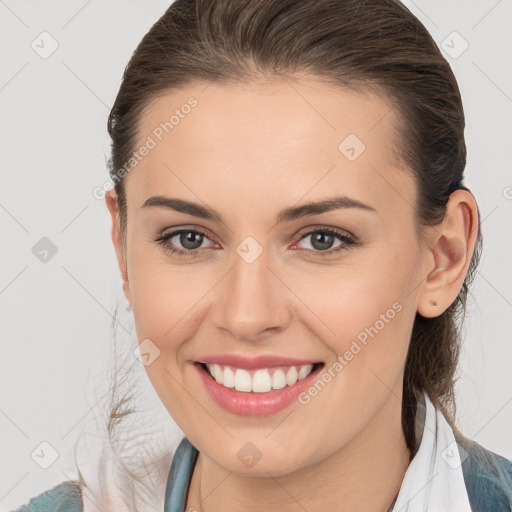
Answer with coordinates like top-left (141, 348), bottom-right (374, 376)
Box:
top-left (1, 0), bottom-right (511, 509)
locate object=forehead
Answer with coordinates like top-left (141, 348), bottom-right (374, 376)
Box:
top-left (124, 78), bottom-right (415, 224)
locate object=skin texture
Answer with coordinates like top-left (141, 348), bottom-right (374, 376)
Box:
top-left (105, 77), bottom-right (479, 512)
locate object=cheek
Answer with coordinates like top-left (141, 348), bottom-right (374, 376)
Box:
top-left (129, 266), bottom-right (196, 345)
top-left (125, 254), bottom-right (206, 422)
top-left (310, 278), bottom-right (407, 360)
top-left (126, 244), bottom-right (217, 361)
top-left (297, 248), bottom-right (415, 372)
top-left (127, 239), bottom-right (188, 331)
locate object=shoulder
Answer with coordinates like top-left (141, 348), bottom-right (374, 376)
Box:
top-left (12, 480), bottom-right (83, 512)
top-left (458, 434), bottom-right (512, 512)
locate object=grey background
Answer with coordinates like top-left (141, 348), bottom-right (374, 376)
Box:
top-left (1, 0), bottom-right (511, 509)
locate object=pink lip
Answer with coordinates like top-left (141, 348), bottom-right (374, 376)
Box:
top-left (194, 361), bottom-right (324, 416)
top-left (197, 354), bottom-right (321, 370)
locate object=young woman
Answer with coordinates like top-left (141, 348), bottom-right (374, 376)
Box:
top-left (14, 0), bottom-right (512, 511)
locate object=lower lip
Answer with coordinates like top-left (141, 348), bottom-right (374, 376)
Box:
top-left (194, 362), bottom-right (324, 416)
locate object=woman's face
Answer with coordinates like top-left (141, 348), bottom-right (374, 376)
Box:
top-left (107, 78), bottom-right (434, 476)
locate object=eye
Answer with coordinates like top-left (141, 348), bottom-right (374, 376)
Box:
top-left (294, 227), bottom-right (357, 255)
top-left (154, 228), bottom-right (216, 257)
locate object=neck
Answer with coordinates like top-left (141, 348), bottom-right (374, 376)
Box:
top-left (186, 393), bottom-right (411, 512)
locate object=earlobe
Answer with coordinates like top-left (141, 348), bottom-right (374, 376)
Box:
top-left (417, 190), bottom-right (478, 318)
top-left (105, 190), bottom-right (131, 305)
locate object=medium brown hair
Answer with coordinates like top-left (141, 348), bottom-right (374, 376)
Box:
top-left (92, 0), bottom-right (488, 504)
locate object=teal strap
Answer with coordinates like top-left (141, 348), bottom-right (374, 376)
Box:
top-left (164, 437), bottom-right (199, 512)
top-left (11, 480), bottom-right (83, 512)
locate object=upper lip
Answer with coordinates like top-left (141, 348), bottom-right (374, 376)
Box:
top-left (196, 354), bottom-right (322, 370)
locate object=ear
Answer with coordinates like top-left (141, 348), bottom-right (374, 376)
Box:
top-left (105, 189), bottom-right (131, 306)
top-left (417, 189), bottom-right (479, 318)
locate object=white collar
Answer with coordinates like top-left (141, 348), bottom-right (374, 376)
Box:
top-left (392, 391), bottom-right (472, 512)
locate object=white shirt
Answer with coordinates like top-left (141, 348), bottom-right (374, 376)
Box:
top-left (392, 390), bottom-right (472, 512)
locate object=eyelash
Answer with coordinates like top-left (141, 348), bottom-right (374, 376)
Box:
top-left (154, 226), bottom-right (357, 258)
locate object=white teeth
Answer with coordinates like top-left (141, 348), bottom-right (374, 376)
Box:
top-left (285, 366), bottom-right (298, 386)
top-left (252, 369), bottom-right (272, 393)
top-left (298, 364), bottom-right (313, 380)
top-left (212, 364), bottom-right (223, 384)
top-left (271, 369), bottom-right (287, 390)
top-left (204, 363), bottom-right (315, 393)
top-left (234, 369), bottom-right (252, 392)
top-left (223, 366), bottom-right (235, 388)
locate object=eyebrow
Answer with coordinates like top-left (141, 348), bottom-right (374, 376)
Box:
top-left (140, 194), bottom-right (377, 223)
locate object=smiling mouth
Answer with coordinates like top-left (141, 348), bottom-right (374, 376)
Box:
top-left (196, 361), bottom-right (324, 393)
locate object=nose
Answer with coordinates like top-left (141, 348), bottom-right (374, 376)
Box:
top-left (212, 248), bottom-right (292, 343)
